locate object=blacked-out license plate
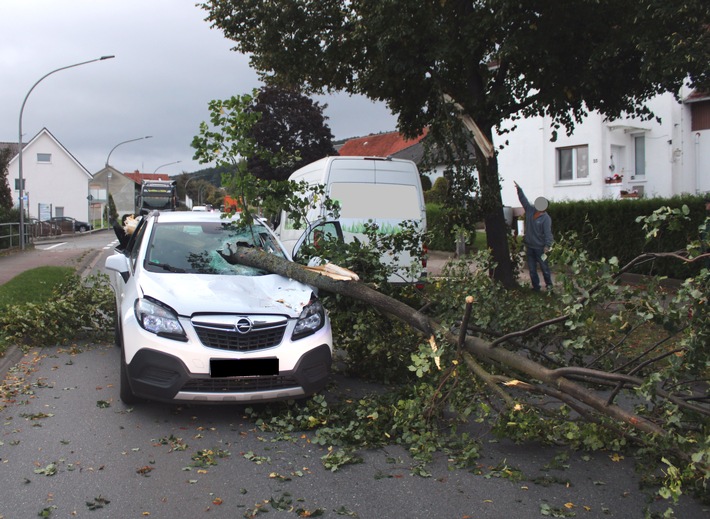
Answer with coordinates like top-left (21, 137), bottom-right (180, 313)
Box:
top-left (210, 358), bottom-right (279, 378)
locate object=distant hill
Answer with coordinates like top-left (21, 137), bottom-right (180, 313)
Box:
top-left (172, 165), bottom-right (230, 186)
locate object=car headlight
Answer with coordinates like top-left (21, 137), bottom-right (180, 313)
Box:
top-left (291, 298), bottom-right (325, 340)
top-left (134, 298), bottom-right (187, 341)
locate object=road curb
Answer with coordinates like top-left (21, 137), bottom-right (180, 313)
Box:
top-left (0, 346), bottom-right (26, 382)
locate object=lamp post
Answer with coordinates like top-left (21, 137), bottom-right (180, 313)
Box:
top-left (104, 135), bottom-right (151, 226)
top-left (105, 170), bottom-right (112, 228)
top-left (105, 135), bottom-right (152, 168)
top-left (17, 55), bottom-right (115, 249)
top-left (183, 174), bottom-right (206, 208)
top-left (153, 160), bottom-right (181, 174)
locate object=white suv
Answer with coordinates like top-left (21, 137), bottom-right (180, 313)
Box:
top-left (105, 211), bottom-right (333, 405)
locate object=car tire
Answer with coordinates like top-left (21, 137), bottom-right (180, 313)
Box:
top-left (113, 306), bottom-right (122, 348)
top-left (119, 335), bottom-right (140, 405)
top-left (78, 225), bottom-right (88, 232)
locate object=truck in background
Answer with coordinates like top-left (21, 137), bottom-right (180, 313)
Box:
top-left (136, 180), bottom-right (178, 215)
top-left (274, 156), bottom-right (427, 283)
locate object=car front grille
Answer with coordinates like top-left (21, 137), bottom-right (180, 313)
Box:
top-left (181, 375), bottom-right (299, 393)
top-left (193, 320), bottom-right (287, 352)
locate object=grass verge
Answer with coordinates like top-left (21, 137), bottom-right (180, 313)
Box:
top-left (0, 266), bottom-right (75, 309)
top-left (0, 266), bottom-right (75, 355)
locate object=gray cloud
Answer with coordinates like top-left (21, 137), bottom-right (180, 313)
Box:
top-left (0, 0), bottom-right (396, 175)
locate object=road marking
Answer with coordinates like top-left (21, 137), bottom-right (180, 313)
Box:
top-left (103, 240), bottom-right (119, 250)
top-left (39, 243), bottom-right (67, 250)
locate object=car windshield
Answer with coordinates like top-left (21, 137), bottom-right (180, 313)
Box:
top-left (144, 221), bottom-right (286, 275)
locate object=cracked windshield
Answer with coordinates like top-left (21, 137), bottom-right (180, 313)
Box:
top-left (146, 221), bottom-right (284, 275)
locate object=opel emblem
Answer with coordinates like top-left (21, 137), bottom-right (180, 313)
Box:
top-left (235, 317), bottom-right (252, 334)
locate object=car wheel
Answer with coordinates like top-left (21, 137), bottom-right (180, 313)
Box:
top-left (78, 225), bottom-right (88, 232)
top-left (113, 306), bottom-right (122, 348)
top-left (119, 336), bottom-right (140, 405)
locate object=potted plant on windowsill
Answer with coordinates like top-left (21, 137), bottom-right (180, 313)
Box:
top-left (605, 174), bottom-right (623, 184)
top-left (620, 189), bottom-right (639, 199)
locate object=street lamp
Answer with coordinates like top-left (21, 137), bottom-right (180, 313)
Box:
top-left (153, 160), bottom-right (181, 174)
top-left (105, 135), bottom-right (153, 167)
top-left (17, 55), bottom-right (115, 249)
top-left (184, 174), bottom-right (207, 208)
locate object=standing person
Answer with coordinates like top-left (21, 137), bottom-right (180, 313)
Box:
top-left (514, 182), bottom-right (554, 291)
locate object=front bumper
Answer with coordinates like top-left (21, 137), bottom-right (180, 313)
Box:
top-left (125, 343), bottom-right (332, 403)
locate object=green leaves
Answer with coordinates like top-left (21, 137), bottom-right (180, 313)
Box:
top-left (0, 273), bottom-right (114, 347)
top-left (33, 463), bottom-right (57, 477)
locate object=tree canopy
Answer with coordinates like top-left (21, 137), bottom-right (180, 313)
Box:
top-left (247, 85), bottom-right (336, 181)
top-left (201, 0), bottom-right (710, 286)
top-left (0, 147), bottom-right (14, 214)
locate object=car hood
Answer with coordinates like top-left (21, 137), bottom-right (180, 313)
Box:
top-left (136, 272), bottom-right (315, 317)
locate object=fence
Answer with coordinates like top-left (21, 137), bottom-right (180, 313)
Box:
top-left (0, 222), bottom-right (36, 251)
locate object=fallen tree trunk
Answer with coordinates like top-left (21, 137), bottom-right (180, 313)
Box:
top-left (221, 246), bottom-right (676, 438)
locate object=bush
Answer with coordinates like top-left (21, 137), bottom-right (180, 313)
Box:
top-left (549, 194), bottom-right (707, 278)
top-left (424, 176), bottom-right (449, 204)
top-left (425, 203), bottom-right (454, 251)
top-left (0, 273), bottom-right (114, 347)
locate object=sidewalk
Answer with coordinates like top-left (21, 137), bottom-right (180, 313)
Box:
top-left (0, 234), bottom-right (104, 286)
top-left (427, 249), bottom-right (533, 284)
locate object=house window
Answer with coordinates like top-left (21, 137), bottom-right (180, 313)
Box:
top-left (557, 145), bottom-right (589, 181)
top-left (634, 136), bottom-right (645, 176)
top-left (37, 153), bottom-right (52, 163)
top-left (14, 178), bottom-right (26, 190)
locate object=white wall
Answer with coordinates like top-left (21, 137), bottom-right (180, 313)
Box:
top-left (496, 88), bottom-right (708, 208)
top-left (9, 130), bottom-right (92, 220)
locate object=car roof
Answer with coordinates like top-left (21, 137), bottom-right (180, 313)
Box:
top-left (150, 211), bottom-right (232, 222)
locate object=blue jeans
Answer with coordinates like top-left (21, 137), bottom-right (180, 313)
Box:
top-left (526, 246), bottom-right (553, 290)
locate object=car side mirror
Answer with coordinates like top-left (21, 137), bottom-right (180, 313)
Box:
top-left (105, 254), bottom-right (130, 283)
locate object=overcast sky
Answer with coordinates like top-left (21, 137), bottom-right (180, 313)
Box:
top-left (0, 0), bottom-right (397, 176)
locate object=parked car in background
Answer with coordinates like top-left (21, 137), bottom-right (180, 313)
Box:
top-left (104, 211), bottom-right (333, 405)
top-left (47, 216), bottom-right (93, 233)
top-left (27, 218), bottom-right (62, 237)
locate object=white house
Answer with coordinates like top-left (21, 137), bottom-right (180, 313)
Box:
top-left (497, 86), bottom-right (710, 207)
top-left (7, 128), bottom-right (93, 221)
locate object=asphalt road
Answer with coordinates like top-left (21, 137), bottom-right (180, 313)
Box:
top-left (0, 235), bottom-right (708, 518)
top-left (2, 343), bottom-right (708, 519)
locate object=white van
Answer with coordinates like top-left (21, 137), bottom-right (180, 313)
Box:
top-left (275, 156), bottom-right (427, 283)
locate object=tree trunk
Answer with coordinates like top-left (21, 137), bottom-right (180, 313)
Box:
top-left (220, 246), bottom-right (671, 439)
top-left (476, 150), bottom-right (516, 288)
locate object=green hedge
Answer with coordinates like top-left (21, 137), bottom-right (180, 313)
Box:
top-left (426, 195), bottom-right (708, 278)
top-left (548, 194), bottom-right (707, 278)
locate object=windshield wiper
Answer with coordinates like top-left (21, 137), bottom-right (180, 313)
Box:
top-left (149, 261), bottom-right (186, 273)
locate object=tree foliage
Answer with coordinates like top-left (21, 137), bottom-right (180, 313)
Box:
top-left (220, 215), bottom-right (710, 508)
top-left (0, 147), bottom-right (14, 214)
top-left (192, 92), bottom-right (339, 225)
top-left (189, 89), bottom-right (710, 509)
top-left (200, 0), bottom-right (710, 287)
top-left (247, 85), bottom-right (336, 181)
